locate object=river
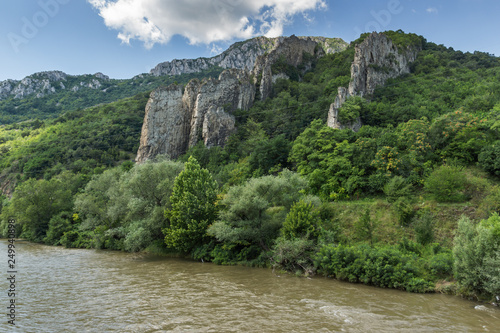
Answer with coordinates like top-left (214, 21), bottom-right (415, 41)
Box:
top-left (1, 240), bottom-right (499, 332)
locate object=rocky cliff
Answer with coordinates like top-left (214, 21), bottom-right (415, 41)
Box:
top-left (252, 35), bottom-right (327, 100)
top-left (136, 69), bottom-right (255, 162)
top-left (328, 32), bottom-right (421, 130)
top-left (150, 36), bottom-right (347, 77)
top-left (139, 35), bottom-right (348, 161)
top-left (0, 71), bottom-right (110, 100)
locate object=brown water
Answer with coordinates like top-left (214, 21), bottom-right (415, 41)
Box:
top-left (1, 240), bottom-right (499, 333)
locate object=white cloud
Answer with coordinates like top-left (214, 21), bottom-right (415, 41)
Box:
top-left (426, 7), bottom-right (438, 14)
top-left (88, 0), bottom-right (326, 48)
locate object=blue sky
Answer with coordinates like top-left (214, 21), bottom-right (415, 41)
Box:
top-left (0, 0), bottom-right (498, 81)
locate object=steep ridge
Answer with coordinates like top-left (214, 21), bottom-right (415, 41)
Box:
top-left (137, 35), bottom-right (348, 161)
top-left (150, 36), bottom-right (347, 77)
top-left (327, 32), bottom-right (421, 130)
top-left (252, 35), bottom-right (326, 100)
top-left (0, 71), bottom-right (109, 100)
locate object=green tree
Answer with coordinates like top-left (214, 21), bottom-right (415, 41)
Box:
top-left (355, 208), bottom-right (376, 244)
top-left (208, 170), bottom-right (307, 252)
top-left (0, 171), bottom-right (84, 242)
top-left (281, 200), bottom-right (319, 240)
top-left (163, 156), bottom-right (219, 253)
top-left (453, 214), bottom-right (500, 297)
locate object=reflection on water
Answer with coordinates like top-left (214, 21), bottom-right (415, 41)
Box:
top-left (1, 240), bottom-right (499, 332)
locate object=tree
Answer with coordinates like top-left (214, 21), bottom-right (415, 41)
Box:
top-left (163, 156), bottom-right (219, 253)
top-left (208, 170), bottom-right (307, 252)
top-left (0, 171), bottom-right (83, 242)
top-left (281, 200), bottom-right (319, 240)
top-left (453, 214), bottom-right (500, 297)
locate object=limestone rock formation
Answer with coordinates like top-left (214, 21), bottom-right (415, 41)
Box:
top-left (136, 69), bottom-right (255, 162)
top-left (328, 32), bottom-right (421, 131)
top-left (0, 71), bottom-right (110, 100)
top-left (150, 36), bottom-right (347, 77)
top-left (252, 35), bottom-right (327, 100)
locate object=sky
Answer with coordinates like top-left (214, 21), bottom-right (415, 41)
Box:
top-left (0, 0), bottom-right (498, 81)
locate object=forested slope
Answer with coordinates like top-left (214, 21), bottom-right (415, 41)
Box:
top-left (1, 31), bottom-right (499, 300)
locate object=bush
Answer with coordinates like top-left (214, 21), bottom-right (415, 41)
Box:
top-left (354, 208), bottom-right (376, 244)
top-left (478, 141), bottom-right (500, 176)
top-left (43, 212), bottom-right (73, 245)
top-left (271, 237), bottom-right (317, 276)
top-left (424, 165), bottom-right (467, 202)
top-left (314, 244), bottom-right (434, 292)
top-left (453, 214), bottom-right (500, 297)
top-left (383, 176), bottom-right (413, 203)
top-left (413, 211), bottom-right (435, 245)
top-left (281, 200), bottom-right (319, 240)
top-left (392, 196), bottom-right (415, 226)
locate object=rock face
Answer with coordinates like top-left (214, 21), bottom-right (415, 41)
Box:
top-left (252, 35), bottom-right (327, 100)
top-left (138, 35), bottom-right (349, 162)
top-left (0, 71), bottom-right (110, 100)
top-left (328, 32), bottom-right (421, 130)
top-left (136, 69), bottom-right (255, 162)
top-left (150, 36), bottom-right (347, 77)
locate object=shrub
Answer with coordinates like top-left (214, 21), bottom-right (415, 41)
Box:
top-left (478, 141), bottom-right (500, 176)
top-left (453, 214), bottom-right (500, 297)
top-left (392, 196), bottom-right (415, 226)
top-left (43, 211), bottom-right (73, 245)
top-left (281, 200), bottom-right (319, 240)
top-left (413, 211), bottom-right (435, 245)
top-left (271, 237), bottom-right (317, 276)
top-left (383, 176), bottom-right (413, 203)
top-left (424, 165), bottom-right (467, 202)
top-left (315, 244), bottom-right (434, 292)
top-left (355, 208), bottom-right (376, 244)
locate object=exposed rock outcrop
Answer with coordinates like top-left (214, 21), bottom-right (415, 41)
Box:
top-left (252, 35), bottom-right (325, 100)
top-left (150, 36), bottom-right (347, 77)
top-left (136, 69), bottom-right (255, 162)
top-left (0, 71), bottom-right (110, 100)
top-left (328, 32), bottom-right (421, 131)
top-left (138, 35), bottom-right (348, 161)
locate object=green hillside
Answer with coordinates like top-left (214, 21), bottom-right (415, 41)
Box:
top-left (0, 67), bottom-right (223, 124)
top-left (1, 31), bottom-right (499, 301)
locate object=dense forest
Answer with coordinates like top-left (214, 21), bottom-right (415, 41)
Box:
top-left (1, 31), bottom-right (499, 300)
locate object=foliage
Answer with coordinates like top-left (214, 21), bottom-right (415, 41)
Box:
top-left (338, 96), bottom-right (366, 123)
top-left (424, 165), bottom-right (467, 202)
top-left (163, 156), bottom-right (218, 253)
top-left (478, 141), bottom-right (500, 176)
top-left (74, 159), bottom-right (184, 251)
top-left (453, 214), bottom-right (500, 298)
top-left (383, 176), bottom-right (413, 203)
top-left (271, 237), bottom-right (317, 276)
top-left (315, 243), bottom-right (434, 292)
top-left (208, 170), bottom-right (307, 256)
top-left (281, 200), bottom-right (319, 240)
top-left (413, 210), bottom-right (435, 245)
top-left (43, 211), bottom-right (74, 246)
top-left (354, 208), bottom-right (376, 244)
top-left (0, 171), bottom-right (85, 242)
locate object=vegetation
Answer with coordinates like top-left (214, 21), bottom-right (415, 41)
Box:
top-left (0, 67), bottom-right (224, 124)
top-left (1, 31), bottom-right (499, 300)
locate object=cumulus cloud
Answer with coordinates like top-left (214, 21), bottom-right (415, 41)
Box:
top-left (88, 0), bottom-right (326, 48)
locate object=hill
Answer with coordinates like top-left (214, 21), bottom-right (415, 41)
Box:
top-left (1, 30), bottom-right (499, 300)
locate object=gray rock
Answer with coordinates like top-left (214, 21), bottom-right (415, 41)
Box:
top-left (149, 36), bottom-right (348, 77)
top-left (136, 69), bottom-right (255, 162)
top-left (0, 70), bottom-right (110, 101)
top-left (252, 35), bottom-right (328, 100)
top-left (328, 32), bottom-right (421, 131)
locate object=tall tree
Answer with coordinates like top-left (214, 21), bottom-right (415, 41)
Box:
top-left (163, 156), bottom-right (218, 253)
